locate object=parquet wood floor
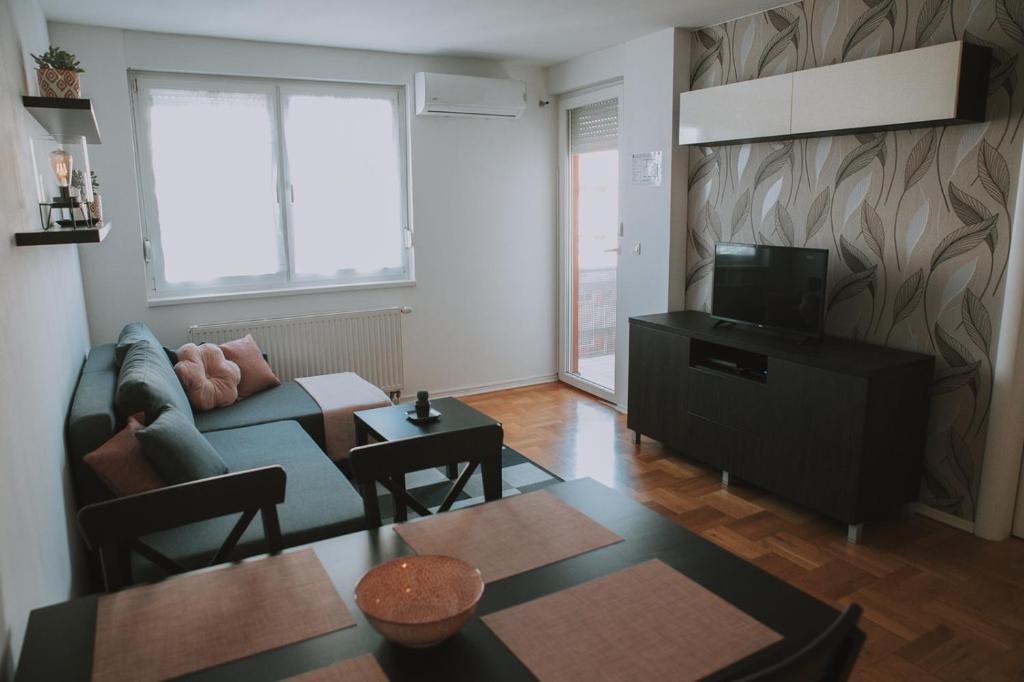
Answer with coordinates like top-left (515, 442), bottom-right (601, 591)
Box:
top-left (462, 381), bottom-right (1024, 681)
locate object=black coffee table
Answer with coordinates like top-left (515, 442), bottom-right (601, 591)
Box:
top-left (353, 397), bottom-right (503, 520)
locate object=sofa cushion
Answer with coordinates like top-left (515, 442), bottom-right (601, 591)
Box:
top-left (136, 406), bottom-right (228, 484)
top-left (68, 344), bottom-right (122, 508)
top-left (194, 380), bottom-right (324, 447)
top-left (114, 321), bottom-right (182, 365)
top-left (115, 340), bottom-right (194, 423)
top-left (132, 421), bottom-right (366, 583)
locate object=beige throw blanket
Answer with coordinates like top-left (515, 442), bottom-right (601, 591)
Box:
top-left (295, 373), bottom-right (391, 462)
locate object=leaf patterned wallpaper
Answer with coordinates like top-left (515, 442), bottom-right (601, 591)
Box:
top-left (685, 0), bottom-right (1022, 521)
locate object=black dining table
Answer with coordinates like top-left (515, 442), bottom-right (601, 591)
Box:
top-left (16, 478), bottom-right (838, 681)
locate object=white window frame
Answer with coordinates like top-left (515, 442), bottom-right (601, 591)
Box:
top-left (130, 70), bottom-right (414, 304)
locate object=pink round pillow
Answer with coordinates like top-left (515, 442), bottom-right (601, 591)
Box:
top-left (174, 343), bottom-right (241, 411)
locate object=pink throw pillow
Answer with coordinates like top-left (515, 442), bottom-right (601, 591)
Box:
top-left (219, 334), bottom-right (281, 398)
top-left (174, 343), bottom-right (241, 411)
top-left (84, 413), bottom-right (165, 497)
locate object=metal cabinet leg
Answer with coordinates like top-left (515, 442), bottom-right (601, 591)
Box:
top-left (847, 523), bottom-right (863, 544)
top-left (634, 431), bottom-right (641, 445)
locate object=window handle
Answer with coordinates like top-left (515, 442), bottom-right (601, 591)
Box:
top-left (289, 184), bottom-right (295, 203)
top-left (143, 238), bottom-right (153, 263)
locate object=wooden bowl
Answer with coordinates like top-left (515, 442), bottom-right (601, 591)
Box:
top-left (354, 555), bottom-right (484, 648)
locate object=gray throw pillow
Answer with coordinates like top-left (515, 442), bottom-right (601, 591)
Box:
top-left (136, 405), bottom-right (228, 484)
top-left (115, 340), bottom-right (194, 423)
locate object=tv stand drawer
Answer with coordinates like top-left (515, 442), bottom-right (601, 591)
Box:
top-left (683, 413), bottom-right (759, 472)
top-left (685, 365), bottom-right (764, 430)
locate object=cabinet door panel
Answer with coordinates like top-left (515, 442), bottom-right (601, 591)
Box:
top-left (763, 359), bottom-right (866, 521)
top-left (627, 326), bottom-right (687, 446)
top-left (678, 73), bottom-right (792, 145)
top-left (791, 42), bottom-right (960, 134)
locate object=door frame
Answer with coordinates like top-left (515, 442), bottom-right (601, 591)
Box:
top-left (557, 83), bottom-right (623, 403)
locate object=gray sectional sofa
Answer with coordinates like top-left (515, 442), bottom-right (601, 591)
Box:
top-left (68, 328), bottom-right (368, 585)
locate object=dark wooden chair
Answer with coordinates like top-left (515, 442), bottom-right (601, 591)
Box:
top-left (348, 424), bottom-right (504, 528)
top-left (732, 604), bottom-right (865, 681)
top-left (77, 465), bottom-right (286, 592)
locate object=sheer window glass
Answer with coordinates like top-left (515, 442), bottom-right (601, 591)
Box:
top-left (143, 83), bottom-right (282, 284)
top-left (282, 87), bottom-right (405, 278)
top-left (133, 72), bottom-right (411, 300)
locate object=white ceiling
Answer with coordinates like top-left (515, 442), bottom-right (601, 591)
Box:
top-left (39, 0), bottom-right (788, 66)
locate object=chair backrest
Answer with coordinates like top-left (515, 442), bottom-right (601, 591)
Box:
top-left (733, 604), bottom-right (864, 682)
top-left (349, 424), bottom-right (504, 527)
top-left (77, 465), bottom-right (287, 591)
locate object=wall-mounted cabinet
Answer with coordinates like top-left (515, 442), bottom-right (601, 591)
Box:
top-left (678, 72), bottom-right (791, 146)
top-left (679, 41), bottom-right (990, 146)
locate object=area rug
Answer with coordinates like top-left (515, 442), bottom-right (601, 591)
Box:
top-left (375, 446), bottom-right (562, 524)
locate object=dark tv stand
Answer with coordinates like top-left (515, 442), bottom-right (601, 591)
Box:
top-left (627, 311), bottom-right (934, 542)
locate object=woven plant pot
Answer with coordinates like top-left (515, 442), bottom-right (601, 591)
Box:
top-left (74, 195), bottom-right (101, 224)
top-left (37, 69), bottom-right (81, 98)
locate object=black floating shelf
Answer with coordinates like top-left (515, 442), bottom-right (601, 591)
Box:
top-left (15, 222), bottom-right (110, 246)
top-left (22, 96), bottom-right (101, 144)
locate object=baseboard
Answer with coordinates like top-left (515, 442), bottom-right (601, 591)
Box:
top-left (910, 502), bottom-right (976, 533)
top-left (398, 374), bottom-right (558, 402)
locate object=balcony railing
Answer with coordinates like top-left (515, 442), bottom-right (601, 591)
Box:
top-left (577, 267), bottom-right (616, 360)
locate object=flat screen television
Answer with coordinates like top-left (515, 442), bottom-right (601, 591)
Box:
top-left (711, 242), bottom-right (829, 339)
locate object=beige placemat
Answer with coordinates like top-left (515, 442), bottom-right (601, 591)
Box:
top-left (393, 490), bottom-right (623, 583)
top-left (287, 654), bottom-right (388, 681)
top-left (483, 559), bottom-right (783, 681)
top-left (92, 549), bottom-right (355, 682)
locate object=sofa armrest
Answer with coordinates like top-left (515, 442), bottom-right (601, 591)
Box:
top-left (77, 466), bottom-right (287, 550)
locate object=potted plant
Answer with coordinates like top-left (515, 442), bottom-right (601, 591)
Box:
top-left (31, 47), bottom-right (84, 98)
top-left (71, 169), bottom-right (101, 222)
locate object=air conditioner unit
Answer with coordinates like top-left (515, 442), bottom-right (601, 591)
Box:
top-left (415, 72), bottom-right (526, 119)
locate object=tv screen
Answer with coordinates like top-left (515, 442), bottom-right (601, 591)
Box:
top-left (711, 242), bottom-right (828, 337)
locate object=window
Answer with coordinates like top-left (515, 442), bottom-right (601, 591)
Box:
top-left (132, 72), bottom-right (411, 301)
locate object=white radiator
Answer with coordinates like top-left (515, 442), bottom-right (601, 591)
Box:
top-left (188, 307), bottom-right (408, 396)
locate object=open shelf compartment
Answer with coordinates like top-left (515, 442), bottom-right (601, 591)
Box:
top-left (689, 338), bottom-right (768, 383)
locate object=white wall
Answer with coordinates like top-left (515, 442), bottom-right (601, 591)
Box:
top-left (615, 29), bottom-right (690, 405)
top-left (548, 43), bottom-right (624, 95)
top-left (548, 29), bottom-right (690, 408)
top-left (48, 23), bottom-right (559, 397)
top-left (0, 1), bottom-right (91, 677)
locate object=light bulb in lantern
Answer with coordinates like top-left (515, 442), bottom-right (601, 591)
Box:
top-left (49, 149), bottom-right (72, 187)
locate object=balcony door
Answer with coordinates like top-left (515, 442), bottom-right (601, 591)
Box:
top-left (558, 86), bottom-right (621, 401)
